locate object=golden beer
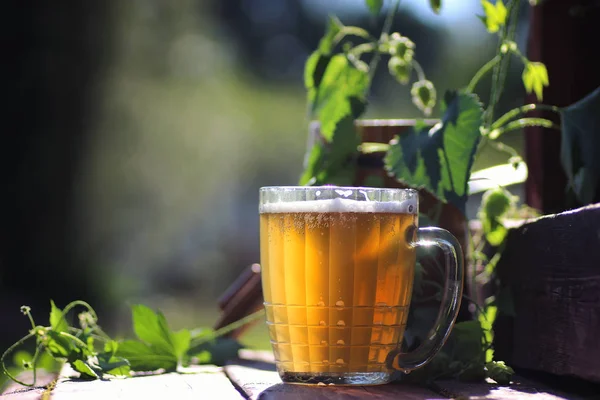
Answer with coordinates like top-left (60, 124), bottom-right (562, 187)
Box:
top-left (260, 198), bottom-right (417, 376)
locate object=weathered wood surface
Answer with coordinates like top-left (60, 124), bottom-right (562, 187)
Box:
top-left (495, 203), bottom-right (600, 383)
top-left (224, 350), bottom-right (579, 400)
top-left (224, 359), bottom-right (444, 400)
top-left (0, 350), bottom-right (586, 399)
top-left (1, 365), bottom-right (242, 400)
top-left (0, 371), bottom-right (57, 400)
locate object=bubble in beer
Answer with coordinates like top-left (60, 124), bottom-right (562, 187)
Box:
top-left (322, 359), bottom-right (329, 364)
top-left (335, 300), bottom-right (344, 308)
top-left (336, 339), bottom-right (345, 345)
top-left (336, 358), bottom-right (345, 365)
top-left (320, 340), bottom-right (328, 346)
top-left (319, 320), bottom-right (326, 326)
top-left (337, 320), bottom-right (346, 327)
top-left (317, 301), bottom-right (325, 307)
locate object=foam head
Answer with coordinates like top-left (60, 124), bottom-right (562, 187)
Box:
top-left (259, 197), bottom-right (418, 214)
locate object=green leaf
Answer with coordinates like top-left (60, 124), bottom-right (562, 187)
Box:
top-left (481, 188), bottom-right (511, 219)
top-left (71, 360), bottom-right (98, 379)
top-left (171, 329), bottom-right (191, 361)
top-left (482, 217), bottom-right (507, 247)
top-left (45, 331), bottom-right (73, 358)
top-left (301, 56), bottom-right (369, 186)
top-left (115, 340), bottom-right (177, 372)
top-left (365, 0), bottom-right (383, 16)
top-left (429, 0), bottom-right (442, 13)
top-left (131, 304), bottom-right (176, 355)
top-left (50, 300), bottom-right (68, 333)
top-left (486, 361), bottom-right (514, 385)
top-left (480, 0), bottom-right (507, 33)
top-left (446, 321), bottom-right (485, 364)
top-left (191, 338), bottom-right (243, 366)
top-left (318, 16), bottom-right (343, 55)
top-left (560, 86), bottom-right (600, 205)
top-left (98, 341), bottom-right (131, 376)
top-left (314, 55), bottom-right (369, 138)
top-left (522, 62), bottom-right (549, 101)
top-left (97, 354), bottom-right (130, 377)
top-left (384, 91), bottom-right (483, 215)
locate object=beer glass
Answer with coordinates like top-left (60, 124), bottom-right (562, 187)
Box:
top-left (259, 186), bottom-right (463, 385)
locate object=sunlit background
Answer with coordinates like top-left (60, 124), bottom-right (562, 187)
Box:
top-left (2, 0), bottom-right (529, 355)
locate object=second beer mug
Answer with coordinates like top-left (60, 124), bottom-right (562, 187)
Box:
top-left (259, 186), bottom-right (463, 385)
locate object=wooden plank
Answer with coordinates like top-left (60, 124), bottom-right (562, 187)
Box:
top-left (435, 378), bottom-right (581, 400)
top-left (1, 370), bottom-right (58, 399)
top-left (48, 365), bottom-right (242, 400)
top-left (0, 388), bottom-right (46, 400)
top-left (494, 203), bottom-right (600, 383)
top-left (224, 359), bottom-right (444, 400)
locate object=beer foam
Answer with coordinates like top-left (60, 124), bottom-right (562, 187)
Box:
top-left (259, 197), bottom-right (417, 214)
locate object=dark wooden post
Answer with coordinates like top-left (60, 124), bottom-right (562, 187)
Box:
top-left (525, 0), bottom-right (600, 214)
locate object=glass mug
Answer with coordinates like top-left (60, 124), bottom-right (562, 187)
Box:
top-left (259, 186), bottom-right (463, 385)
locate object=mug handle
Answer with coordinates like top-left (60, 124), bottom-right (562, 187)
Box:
top-left (386, 226), bottom-right (464, 372)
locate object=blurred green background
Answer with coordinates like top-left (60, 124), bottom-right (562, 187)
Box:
top-left (1, 0), bottom-right (530, 365)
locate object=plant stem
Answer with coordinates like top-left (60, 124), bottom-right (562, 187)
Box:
top-left (1, 332), bottom-right (37, 387)
top-left (489, 117), bottom-right (559, 139)
top-left (189, 309), bottom-right (266, 347)
top-left (491, 103), bottom-right (561, 129)
top-left (484, 0), bottom-right (520, 127)
top-left (368, 0), bottom-right (401, 83)
top-left (467, 55), bottom-right (501, 93)
top-left (487, 140), bottom-right (521, 160)
top-left (412, 60), bottom-right (426, 82)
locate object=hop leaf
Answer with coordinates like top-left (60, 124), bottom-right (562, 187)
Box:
top-left (486, 361), bottom-right (514, 385)
top-left (522, 62), bottom-right (549, 101)
top-left (481, 187), bottom-right (511, 219)
top-left (388, 56), bottom-right (412, 84)
top-left (411, 80), bottom-right (436, 116)
top-left (480, 0), bottom-right (507, 33)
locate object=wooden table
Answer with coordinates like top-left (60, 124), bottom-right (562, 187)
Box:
top-left (0, 350), bottom-right (584, 400)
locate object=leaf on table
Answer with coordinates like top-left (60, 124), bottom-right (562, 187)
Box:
top-left (384, 91), bottom-right (483, 215)
top-left (97, 341), bottom-right (131, 376)
top-left (131, 304), bottom-right (179, 356)
top-left (115, 340), bottom-right (177, 372)
top-left (71, 359), bottom-right (98, 379)
top-left (486, 360), bottom-right (514, 385)
top-left (50, 300), bottom-right (68, 333)
top-left (560, 85), bottom-right (600, 205)
top-left (171, 329), bottom-right (191, 361)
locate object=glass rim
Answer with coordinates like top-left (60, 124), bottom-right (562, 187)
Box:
top-left (259, 186), bottom-right (417, 195)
